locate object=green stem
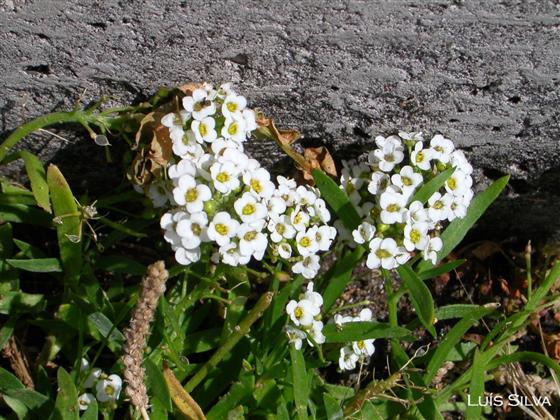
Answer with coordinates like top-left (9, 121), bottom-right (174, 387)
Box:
top-left (0, 111), bottom-right (86, 162)
top-left (185, 292), bottom-right (273, 392)
top-left (331, 300), bottom-right (372, 314)
top-left (97, 216), bottom-right (148, 238)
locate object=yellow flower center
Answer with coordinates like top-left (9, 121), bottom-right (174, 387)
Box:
top-left (293, 213), bottom-right (302, 225)
top-left (192, 223), bottom-right (201, 236)
top-left (294, 307), bottom-right (303, 319)
top-left (276, 224), bottom-right (285, 234)
top-left (376, 248), bottom-right (391, 259)
top-left (105, 385), bottom-right (114, 396)
top-left (357, 340), bottom-right (365, 350)
top-left (402, 176), bottom-right (412, 186)
top-left (215, 223), bottom-right (228, 235)
top-left (250, 179), bottom-right (262, 193)
top-left (185, 188), bottom-right (198, 203)
top-left (242, 203), bottom-right (256, 215)
top-left (416, 151), bottom-right (425, 163)
top-left (447, 177), bottom-right (457, 190)
top-left (199, 123), bottom-right (207, 137)
top-left (227, 122), bottom-right (238, 136)
top-left (410, 229), bottom-right (420, 244)
top-left (244, 231), bottom-right (257, 241)
top-left (216, 172), bottom-right (230, 183)
top-left (299, 236), bottom-right (311, 248)
top-left (387, 203), bottom-right (400, 213)
top-left (227, 102), bottom-right (237, 113)
top-left (433, 200), bottom-right (444, 210)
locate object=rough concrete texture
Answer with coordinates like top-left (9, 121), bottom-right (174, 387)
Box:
top-left (0, 0), bottom-right (559, 241)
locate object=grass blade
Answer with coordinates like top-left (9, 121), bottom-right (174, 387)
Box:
top-left (53, 367), bottom-right (79, 420)
top-left (290, 345), bottom-right (309, 420)
top-left (17, 151), bottom-right (51, 213)
top-left (466, 350), bottom-right (485, 420)
top-left (322, 247), bottom-right (365, 312)
top-left (312, 169), bottom-right (361, 230)
top-left (417, 259), bottom-right (465, 281)
top-left (410, 166), bottom-right (454, 204)
top-left (6, 258), bottom-right (62, 273)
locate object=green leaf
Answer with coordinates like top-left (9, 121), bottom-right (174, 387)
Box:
top-left (4, 388), bottom-right (49, 411)
top-left (312, 168), bottom-right (361, 230)
top-left (145, 358), bottom-right (172, 411)
top-left (424, 306), bottom-right (495, 383)
top-left (526, 262), bottom-right (560, 311)
top-left (13, 238), bottom-right (48, 259)
top-left (87, 312), bottom-right (124, 350)
top-left (466, 350), bottom-right (485, 420)
top-left (3, 394), bottom-right (28, 419)
top-left (411, 167), bottom-right (455, 204)
top-left (95, 255), bottom-right (146, 276)
top-left (47, 164), bottom-right (82, 284)
top-left (323, 393), bottom-right (344, 420)
top-left (79, 398), bottom-right (98, 420)
top-left (206, 375), bottom-right (255, 420)
top-left (18, 150), bottom-right (51, 213)
top-left (0, 366), bottom-right (25, 392)
top-left (487, 351), bottom-right (560, 376)
top-left (0, 222), bottom-right (13, 258)
top-left (0, 203), bottom-right (53, 226)
top-left (436, 304), bottom-right (486, 321)
top-left (417, 259), bottom-right (465, 281)
top-left (52, 367), bottom-right (79, 420)
top-left (290, 345), bottom-right (309, 420)
top-left (322, 247), bottom-right (365, 312)
top-left (183, 327), bottom-right (222, 354)
top-left (417, 175), bottom-right (509, 271)
top-left (397, 265), bottom-right (436, 337)
top-left (0, 317), bottom-right (17, 349)
top-left (6, 258), bottom-right (62, 273)
top-left (323, 321), bottom-right (411, 343)
top-left (0, 291), bottom-right (45, 315)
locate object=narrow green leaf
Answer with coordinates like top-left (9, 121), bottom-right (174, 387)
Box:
top-left (6, 258), bottom-right (62, 273)
top-left (87, 312), bottom-right (124, 350)
top-left (18, 150), bottom-right (51, 213)
top-left (145, 359), bottom-right (172, 411)
top-left (290, 345), bottom-right (309, 420)
top-left (206, 376), bottom-right (255, 420)
top-left (466, 350), bottom-right (485, 420)
top-left (526, 262), bottom-right (560, 311)
top-left (323, 321), bottom-right (411, 343)
top-left (417, 259), bottom-right (465, 281)
top-left (95, 255), bottom-right (146, 276)
top-left (436, 304), bottom-right (485, 321)
top-left (13, 238), bottom-right (47, 259)
top-left (487, 351), bottom-right (560, 376)
top-left (3, 394), bottom-right (28, 419)
top-left (397, 265), bottom-right (436, 337)
top-left (312, 168), bottom-right (361, 230)
top-left (323, 393), bottom-right (344, 420)
top-left (4, 388), bottom-right (49, 411)
top-left (0, 292), bottom-right (44, 315)
top-left (417, 175), bottom-right (509, 271)
top-left (322, 247), bottom-right (365, 312)
top-left (0, 317), bottom-right (17, 349)
top-left (0, 222), bottom-right (13, 258)
top-left (270, 275), bottom-right (305, 326)
top-left (47, 164), bottom-right (82, 283)
top-left (79, 398), bottom-right (98, 420)
top-left (0, 203), bottom-right (53, 226)
top-left (53, 367), bottom-right (79, 420)
top-left (0, 366), bottom-right (25, 392)
top-left (411, 166), bottom-right (455, 204)
top-left (424, 306), bottom-right (495, 383)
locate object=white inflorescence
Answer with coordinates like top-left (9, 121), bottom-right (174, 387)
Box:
top-left (337, 131), bottom-right (474, 270)
top-left (334, 309), bottom-right (376, 371)
top-left (150, 83), bottom-right (335, 279)
top-left (285, 282), bottom-right (326, 349)
top-left (78, 358), bottom-right (122, 409)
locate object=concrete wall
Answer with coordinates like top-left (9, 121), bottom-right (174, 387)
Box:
top-left (1, 0), bottom-right (559, 240)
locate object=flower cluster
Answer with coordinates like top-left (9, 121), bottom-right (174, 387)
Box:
top-left (78, 359), bottom-right (122, 410)
top-left (140, 83), bottom-right (335, 278)
top-left (337, 132), bottom-right (474, 269)
top-left (285, 282), bottom-right (326, 348)
top-left (334, 309), bottom-right (376, 371)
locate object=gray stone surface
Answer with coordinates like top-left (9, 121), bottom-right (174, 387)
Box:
top-left (1, 0), bottom-right (559, 240)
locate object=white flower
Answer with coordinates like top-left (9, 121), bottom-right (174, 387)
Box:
top-left (168, 159), bottom-right (197, 182)
top-left (219, 242), bottom-right (250, 266)
top-left (172, 130), bottom-right (201, 158)
top-left (367, 171), bottom-right (390, 195)
top-left (242, 109), bottom-right (257, 132)
top-left (423, 236), bottom-right (443, 264)
top-left (267, 196), bottom-right (287, 216)
top-left (339, 346), bottom-right (359, 371)
top-left (175, 247), bottom-right (201, 265)
top-left (450, 150), bottom-right (473, 175)
top-left (192, 117), bottom-right (218, 143)
top-left (222, 93), bottom-right (247, 119)
top-left (160, 211), bottom-right (183, 249)
top-left (162, 110), bottom-right (190, 142)
top-left (430, 134), bottom-right (455, 164)
top-left (398, 131), bottom-right (424, 143)
top-left (367, 238), bottom-right (399, 270)
top-left (315, 225), bottom-right (337, 251)
top-left (78, 393), bottom-right (95, 411)
top-left (391, 166), bottom-right (423, 198)
top-left (217, 147), bottom-right (250, 172)
top-left (84, 368), bottom-right (102, 388)
top-left (427, 192), bottom-right (452, 222)
top-left (308, 320), bottom-right (326, 346)
top-left (234, 192), bottom-right (267, 223)
top-left (445, 170), bottom-right (472, 197)
top-left (357, 308), bottom-right (373, 321)
top-left (352, 338), bottom-right (375, 357)
top-left (183, 88), bottom-right (216, 120)
top-left (286, 299), bottom-right (320, 327)
top-left (296, 186), bottom-right (318, 207)
top-left (81, 358), bottom-right (89, 372)
top-left (304, 282), bottom-right (323, 309)
top-left (268, 215), bottom-right (296, 243)
top-left (290, 207), bottom-right (310, 232)
top-left (211, 138), bottom-right (243, 155)
top-left (238, 221), bottom-right (268, 260)
top-left (173, 175), bottom-right (212, 213)
top-left (411, 142), bottom-right (433, 171)
top-left (286, 325), bottom-right (306, 350)
top-left (403, 222), bottom-right (430, 252)
top-left (334, 314), bottom-right (354, 327)
top-left (147, 183), bottom-right (169, 208)
top-left (222, 116), bottom-right (247, 143)
top-left (405, 201), bottom-right (429, 224)
top-left (371, 141), bottom-right (404, 172)
top-left (352, 222), bottom-right (375, 245)
top-left (277, 242), bottom-right (293, 259)
top-left (176, 212), bottom-right (208, 249)
top-left (95, 374), bottom-right (122, 402)
top-left (374, 135), bottom-right (402, 150)
top-left (243, 167), bottom-right (274, 199)
top-left (210, 160), bottom-right (241, 194)
top-left (379, 190), bottom-right (408, 224)
top-left (296, 227), bottom-right (319, 256)
top-left (207, 212), bottom-right (240, 246)
top-left (292, 255), bottom-right (321, 279)
top-left (448, 196), bottom-right (468, 221)
top-left (314, 199), bottom-right (331, 223)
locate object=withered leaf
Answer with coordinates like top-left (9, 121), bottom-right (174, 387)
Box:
top-left (163, 364), bottom-right (206, 420)
top-left (302, 146), bottom-right (337, 184)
